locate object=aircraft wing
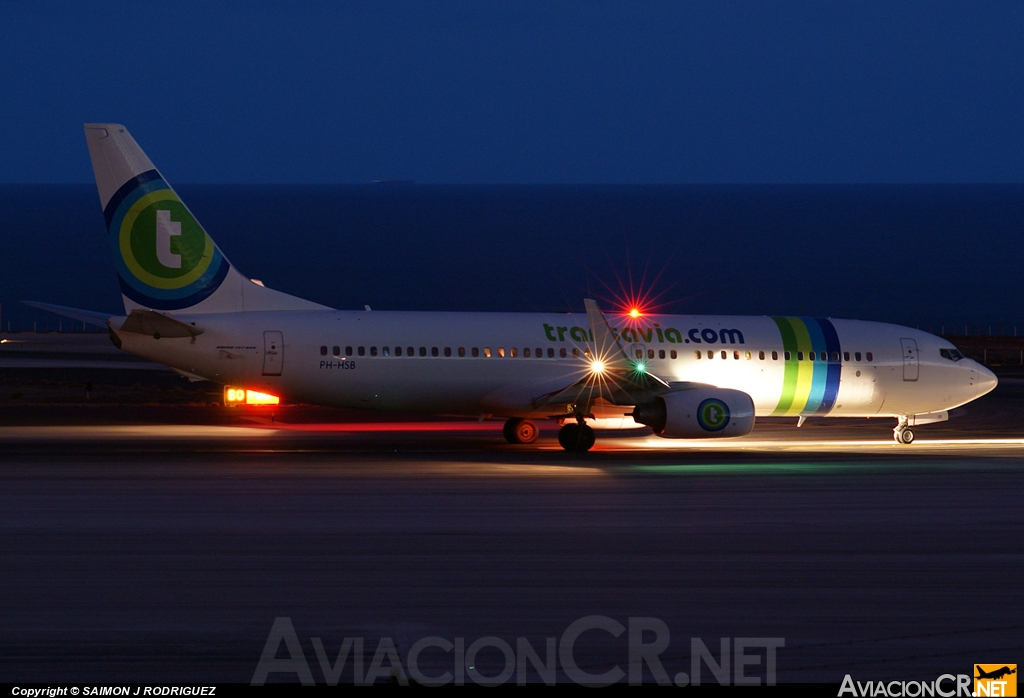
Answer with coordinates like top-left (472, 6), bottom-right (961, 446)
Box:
top-left (540, 298), bottom-right (672, 406)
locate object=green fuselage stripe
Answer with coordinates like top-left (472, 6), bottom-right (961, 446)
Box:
top-left (772, 317), bottom-right (799, 415)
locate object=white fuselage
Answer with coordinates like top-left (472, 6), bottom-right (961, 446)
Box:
top-left (113, 310), bottom-right (997, 421)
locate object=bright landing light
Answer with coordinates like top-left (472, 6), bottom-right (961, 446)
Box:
top-left (590, 360), bottom-right (606, 375)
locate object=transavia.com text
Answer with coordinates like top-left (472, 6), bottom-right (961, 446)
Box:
top-left (250, 615), bottom-right (784, 686)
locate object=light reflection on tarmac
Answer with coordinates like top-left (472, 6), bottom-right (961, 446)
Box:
top-left (6, 415), bottom-right (1024, 454)
top-left (1, 416), bottom-right (1022, 685)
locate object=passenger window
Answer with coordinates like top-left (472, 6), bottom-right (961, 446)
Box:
top-left (695, 350), bottom-right (702, 359)
top-left (395, 346), bottom-right (403, 356)
top-left (472, 347), bottom-right (479, 357)
top-left (358, 346), bottom-right (365, 356)
top-left (510, 348), bottom-right (517, 357)
top-left (524, 348), bottom-right (531, 358)
top-left (444, 347), bottom-right (451, 357)
top-left (320, 346), bottom-right (327, 356)
top-left (745, 351), bottom-right (751, 360)
top-left (573, 348), bottom-right (579, 358)
top-left (536, 348), bottom-right (542, 357)
top-left (419, 347), bottom-right (427, 357)
top-left (648, 349), bottom-right (654, 359)
top-left (759, 351), bottom-right (765, 360)
top-left (370, 346), bottom-right (378, 356)
top-left (810, 351), bottom-right (816, 361)
top-left (797, 351), bottom-right (804, 361)
top-left (772, 351), bottom-right (778, 360)
top-left (721, 350), bottom-right (727, 360)
top-left (484, 347), bottom-right (492, 358)
top-left (383, 347), bottom-right (390, 357)
top-left (670, 350), bottom-right (677, 359)
top-left (733, 350), bottom-right (740, 360)
top-left (548, 348), bottom-right (555, 358)
top-left (332, 346), bottom-right (341, 356)
top-left (498, 347), bottom-right (505, 357)
top-left (560, 348), bottom-right (567, 358)
top-left (784, 351), bottom-right (791, 361)
top-left (855, 352), bottom-right (861, 361)
top-left (708, 351), bottom-right (714, 360)
top-left (346, 346), bottom-right (353, 356)
top-left (659, 349), bottom-right (665, 359)
top-left (832, 351), bottom-right (839, 362)
top-left (843, 352), bottom-right (850, 361)
top-left (635, 349), bottom-right (643, 359)
top-left (407, 346), bottom-right (413, 356)
top-left (432, 347), bottom-right (439, 357)
top-left (866, 352), bottom-right (873, 362)
top-left (458, 347), bottom-right (465, 357)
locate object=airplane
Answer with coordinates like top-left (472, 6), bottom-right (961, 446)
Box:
top-left (976, 667), bottom-right (1016, 681)
top-left (28, 124), bottom-right (998, 452)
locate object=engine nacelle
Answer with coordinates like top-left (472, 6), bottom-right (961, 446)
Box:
top-left (631, 388), bottom-right (755, 439)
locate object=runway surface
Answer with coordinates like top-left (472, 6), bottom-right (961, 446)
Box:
top-left (1, 396), bottom-right (1022, 684)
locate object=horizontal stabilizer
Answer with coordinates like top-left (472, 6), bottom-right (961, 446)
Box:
top-left (22, 301), bottom-right (116, 328)
top-left (118, 309), bottom-right (204, 338)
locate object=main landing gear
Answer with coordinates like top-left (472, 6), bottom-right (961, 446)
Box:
top-left (558, 422), bottom-right (596, 453)
top-left (893, 417), bottom-right (915, 445)
top-left (503, 418), bottom-right (539, 444)
top-left (503, 409), bottom-right (597, 453)
top-left (556, 404), bottom-right (596, 453)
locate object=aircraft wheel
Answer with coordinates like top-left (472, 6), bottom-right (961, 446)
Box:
top-left (899, 428), bottom-right (915, 444)
top-left (504, 418), bottom-right (539, 444)
top-left (558, 423), bottom-right (595, 453)
top-left (503, 418), bottom-right (521, 444)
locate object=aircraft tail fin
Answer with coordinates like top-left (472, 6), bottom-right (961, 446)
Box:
top-left (83, 124), bottom-right (329, 314)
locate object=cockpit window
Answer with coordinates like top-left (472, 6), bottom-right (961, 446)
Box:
top-left (939, 348), bottom-right (964, 362)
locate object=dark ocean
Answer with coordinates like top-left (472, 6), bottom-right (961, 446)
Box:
top-left (2, 184), bottom-right (1022, 333)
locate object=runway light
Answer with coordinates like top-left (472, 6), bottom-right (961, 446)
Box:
top-left (224, 387), bottom-right (280, 406)
top-left (245, 390), bottom-right (280, 405)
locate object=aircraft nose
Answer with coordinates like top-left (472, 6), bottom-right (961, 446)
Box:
top-left (969, 362), bottom-right (998, 398)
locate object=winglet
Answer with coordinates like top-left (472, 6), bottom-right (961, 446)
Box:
top-left (583, 298), bottom-right (670, 389)
top-left (584, 298), bottom-right (629, 366)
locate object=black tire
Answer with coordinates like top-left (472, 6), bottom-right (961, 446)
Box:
top-left (503, 418), bottom-right (522, 444)
top-left (900, 428), bottom-right (915, 444)
top-left (558, 423), bottom-right (595, 453)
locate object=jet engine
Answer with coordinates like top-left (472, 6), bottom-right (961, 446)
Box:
top-left (630, 388), bottom-right (755, 438)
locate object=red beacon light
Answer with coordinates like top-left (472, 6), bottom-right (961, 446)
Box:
top-left (628, 307), bottom-right (642, 319)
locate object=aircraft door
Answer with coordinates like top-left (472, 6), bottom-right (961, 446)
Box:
top-left (900, 338), bottom-right (919, 382)
top-left (263, 331), bottom-right (284, 376)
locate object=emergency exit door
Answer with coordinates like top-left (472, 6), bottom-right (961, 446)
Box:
top-left (901, 338), bottom-right (918, 382)
top-left (263, 331), bottom-right (283, 376)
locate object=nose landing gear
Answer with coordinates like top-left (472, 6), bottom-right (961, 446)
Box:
top-left (893, 417), bottom-right (915, 444)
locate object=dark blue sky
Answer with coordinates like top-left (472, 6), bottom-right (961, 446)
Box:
top-left (2, 1), bottom-right (1023, 184)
